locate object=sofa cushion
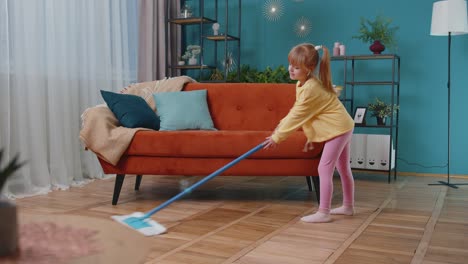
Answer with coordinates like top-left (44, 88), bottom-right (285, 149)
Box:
top-left (100, 90), bottom-right (160, 130)
top-left (183, 83), bottom-right (297, 131)
top-left (126, 130), bottom-right (323, 159)
top-left (153, 90), bottom-right (216, 131)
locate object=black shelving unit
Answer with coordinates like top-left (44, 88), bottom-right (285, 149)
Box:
top-left (332, 54), bottom-right (400, 182)
top-left (165, 0), bottom-right (241, 82)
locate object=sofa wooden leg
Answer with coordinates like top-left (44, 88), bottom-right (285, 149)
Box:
top-left (135, 175), bottom-right (142, 191)
top-left (305, 176), bottom-right (313, 191)
top-left (112, 174), bottom-right (125, 205)
top-left (311, 176), bottom-right (320, 204)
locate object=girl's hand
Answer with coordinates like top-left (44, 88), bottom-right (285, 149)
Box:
top-left (263, 137), bottom-right (278, 149)
top-left (303, 141), bottom-right (314, 152)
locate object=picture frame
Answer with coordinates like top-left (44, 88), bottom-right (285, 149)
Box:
top-left (353, 107), bottom-right (367, 126)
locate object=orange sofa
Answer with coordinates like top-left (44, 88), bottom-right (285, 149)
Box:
top-left (98, 82), bottom-right (324, 205)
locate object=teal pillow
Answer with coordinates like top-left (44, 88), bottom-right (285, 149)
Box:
top-left (153, 90), bottom-right (216, 131)
top-left (100, 90), bottom-right (160, 130)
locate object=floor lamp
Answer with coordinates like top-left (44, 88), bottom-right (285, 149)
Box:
top-left (429, 0), bottom-right (468, 188)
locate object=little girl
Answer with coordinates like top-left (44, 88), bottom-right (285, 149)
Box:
top-left (264, 43), bottom-right (355, 223)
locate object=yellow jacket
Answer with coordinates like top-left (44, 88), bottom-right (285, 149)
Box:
top-left (271, 78), bottom-right (354, 144)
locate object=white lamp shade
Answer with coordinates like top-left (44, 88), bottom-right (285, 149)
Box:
top-left (431, 0), bottom-right (468, 35)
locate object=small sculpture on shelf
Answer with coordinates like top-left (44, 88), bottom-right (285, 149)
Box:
top-left (212, 23), bottom-right (220, 36)
top-left (222, 51), bottom-right (236, 73)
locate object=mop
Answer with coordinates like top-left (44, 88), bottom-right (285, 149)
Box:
top-left (111, 141), bottom-right (266, 236)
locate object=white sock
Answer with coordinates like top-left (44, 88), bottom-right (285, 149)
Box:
top-left (330, 206), bottom-right (354, 216)
top-left (300, 211), bottom-right (332, 223)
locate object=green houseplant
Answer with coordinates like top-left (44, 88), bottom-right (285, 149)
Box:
top-left (352, 15), bottom-right (399, 54)
top-left (0, 149), bottom-right (25, 257)
top-left (210, 64), bottom-right (295, 83)
top-left (367, 98), bottom-right (399, 125)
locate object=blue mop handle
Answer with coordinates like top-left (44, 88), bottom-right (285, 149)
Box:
top-left (143, 141), bottom-right (266, 218)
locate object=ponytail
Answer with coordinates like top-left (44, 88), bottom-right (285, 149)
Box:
top-left (318, 46), bottom-right (333, 93)
top-left (288, 43), bottom-right (334, 93)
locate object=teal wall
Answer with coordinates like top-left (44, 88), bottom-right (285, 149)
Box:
top-left (239, 0), bottom-right (468, 175)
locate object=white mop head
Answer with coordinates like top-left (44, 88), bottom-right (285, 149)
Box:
top-left (111, 212), bottom-right (167, 236)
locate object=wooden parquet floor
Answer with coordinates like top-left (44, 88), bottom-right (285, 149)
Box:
top-left (15, 174), bottom-right (468, 264)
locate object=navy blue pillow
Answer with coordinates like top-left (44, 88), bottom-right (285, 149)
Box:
top-left (100, 90), bottom-right (160, 130)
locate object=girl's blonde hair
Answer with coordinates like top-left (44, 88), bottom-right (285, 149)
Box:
top-left (287, 43), bottom-right (333, 93)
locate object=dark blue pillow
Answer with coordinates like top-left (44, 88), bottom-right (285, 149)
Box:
top-left (100, 90), bottom-right (160, 130)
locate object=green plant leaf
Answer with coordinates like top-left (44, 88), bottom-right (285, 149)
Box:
top-left (352, 15), bottom-right (399, 50)
top-left (367, 97), bottom-right (399, 118)
top-left (226, 64), bottom-right (294, 83)
top-left (0, 150), bottom-right (26, 193)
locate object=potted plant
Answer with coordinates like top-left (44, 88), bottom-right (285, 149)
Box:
top-left (209, 68), bottom-right (224, 81)
top-left (367, 98), bottom-right (399, 125)
top-left (182, 45), bottom-right (201, 65)
top-left (352, 15), bottom-right (399, 54)
top-left (0, 149), bottom-right (24, 257)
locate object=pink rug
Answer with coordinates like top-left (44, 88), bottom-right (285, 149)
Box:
top-left (16, 222), bottom-right (101, 264)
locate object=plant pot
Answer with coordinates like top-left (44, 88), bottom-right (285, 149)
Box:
top-left (0, 199), bottom-right (18, 256)
top-left (188, 57), bottom-right (197, 65)
top-left (376, 116), bottom-right (387, 126)
top-left (177, 60), bottom-right (185, 66)
top-left (370, 40), bottom-right (385, 54)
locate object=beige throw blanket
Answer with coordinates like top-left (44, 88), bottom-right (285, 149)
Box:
top-left (80, 76), bottom-right (196, 165)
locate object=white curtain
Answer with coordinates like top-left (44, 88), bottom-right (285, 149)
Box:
top-left (138, 0), bottom-right (180, 82)
top-left (0, 0), bottom-right (138, 198)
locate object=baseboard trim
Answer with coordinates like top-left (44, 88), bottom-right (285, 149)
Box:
top-left (351, 169), bottom-right (468, 179)
top-left (397, 172), bottom-right (468, 179)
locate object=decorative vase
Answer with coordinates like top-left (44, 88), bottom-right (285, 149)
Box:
top-left (339, 44), bottom-right (346, 56)
top-left (188, 56), bottom-right (197, 65)
top-left (180, 2), bottom-right (193, 18)
top-left (333, 42), bottom-right (340, 56)
top-left (376, 116), bottom-right (387, 126)
top-left (0, 200), bottom-right (18, 256)
top-left (369, 40), bottom-right (385, 54)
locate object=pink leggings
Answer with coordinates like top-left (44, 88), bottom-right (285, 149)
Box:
top-left (317, 130), bottom-right (354, 213)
